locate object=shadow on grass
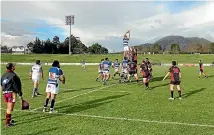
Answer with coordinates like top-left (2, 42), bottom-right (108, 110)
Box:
top-left (182, 88), bottom-right (206, 99)
top-left (150, 76), bottom-right (164, 82)
top-left (57, 94), bottom-right (129, 113)
top-left (150, 83), bottom-right (169, 90)
top-left (62, 86), bottom-right (99, 93)
top-left (22, 127), bottom-right (58, 135)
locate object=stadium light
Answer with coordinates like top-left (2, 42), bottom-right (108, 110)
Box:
top-left (65, 15), bottom-right (74, 55)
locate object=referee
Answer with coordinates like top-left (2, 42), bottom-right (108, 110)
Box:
top-left (1, 63), bottom-right (23, 127)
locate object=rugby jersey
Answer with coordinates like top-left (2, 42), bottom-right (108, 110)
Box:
top-left (123, 38), bottom-right (129, 47)
top-left (47, 67), bottom-right (63, 84)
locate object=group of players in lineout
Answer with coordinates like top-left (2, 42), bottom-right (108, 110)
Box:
top-left (1, 30), bottom-right (208, 127)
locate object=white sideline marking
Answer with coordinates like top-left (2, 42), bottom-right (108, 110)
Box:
top-left (1, 108), bottom-right (214, 128)
top-left (32, 84), bottom-right (117, 111)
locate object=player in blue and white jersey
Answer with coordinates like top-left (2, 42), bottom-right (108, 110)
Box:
top-left (112, 59), bottom-right (121, 79)
top-left (43, 60), bottom-right (65, 113)
top-left (96, 59), bottom-right (104, 81)
top-left (123, 30), bottom-right (130, 58)
top-left (119, 57), bottom-right (130, 83)
top-left (102, 58), bottom-right (111, 85)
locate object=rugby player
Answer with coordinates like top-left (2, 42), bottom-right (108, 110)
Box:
top-left (112, 59), bottom-right (121, 79)
top-left (81, 59), bottom-right (86, 71)
top-left (132, 47), bottom-right (138, 65)
top-left (1, 63), bottom-right (24, 127)
top-left (145, 58), bottom-right (152, 79)
top-left (128, 60), bottom-right (139, 82)
top-left (119, 57), bottom-right (129, 83)
top-left (96, 59), bottom-right (104, 81)
top-left (123, 30), bottom-right (131, 59)
top-left (43, 60), bottom-right (65, 113)
top-left (29, 60), bottom-right (44, 97)
top-left (140, 60), bottom-right (150, 89)
top-left (198, 60), bottom-right (208, 79)
top-left (163, 61), bottom-right (182, 100)
top-left (102, 58), bottom-right (111, 85)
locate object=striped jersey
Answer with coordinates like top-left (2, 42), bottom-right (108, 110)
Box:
top-left (99, 62), bottom-right (103, 70)
top-left (122, 60), bottom-right (129, 69)
top-left (47, 67), bottom-right (63, 84)
top-left (103, 61), bottom-right (111, 71)
top-left (123, 38), bottom-right (129, 47)
top-left (113, 62), bottom-right (120, 69)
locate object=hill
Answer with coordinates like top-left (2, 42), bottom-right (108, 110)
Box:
top-left (137, 35), bottom-right (212, 52)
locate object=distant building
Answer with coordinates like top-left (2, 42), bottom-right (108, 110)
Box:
top-left (12, 46), bottom-right (30, 54)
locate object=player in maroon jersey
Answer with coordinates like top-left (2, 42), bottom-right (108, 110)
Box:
top-left (198, 60), bottom-right (208, 79)
top-left (140, 60), bottom-right (150, 89)
top-left (163, 61), bottom-right (182, 100)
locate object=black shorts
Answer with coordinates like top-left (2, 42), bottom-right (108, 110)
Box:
top-left (133, 60), bottom-right (137, 64)
top-left (200, 69), bottom-right (204, 72)
top-left (170, 81), bottom-right (181, 85)
top-left (129, 70), bottom-right (136, 75)
top-left (150, 68), bottom-right (153, 72)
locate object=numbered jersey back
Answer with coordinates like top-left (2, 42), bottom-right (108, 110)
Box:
top-left (48, 67), bottom-right (63, 84)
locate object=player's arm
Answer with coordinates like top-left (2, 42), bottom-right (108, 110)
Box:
top-left (12, 74), bottom-right (23, 99)
top-left (58, 69), bottom-right (65, 84)
top-left (179, 72), bottom-right (182, 79)
top-left (163, 72), bottom-right (170, 81)
top-left (40, 67), bottom-right (44, 80)
top-left (128, 30), bottom-right (130, 39)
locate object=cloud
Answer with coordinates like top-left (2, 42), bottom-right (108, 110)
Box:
top-left (1, 1), bottom-right (214, 52)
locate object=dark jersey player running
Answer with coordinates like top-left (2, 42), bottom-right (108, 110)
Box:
top-left (198, 60), bottom-right (208, 79)
top-left (145, 58), bottom-right (152, 79)
top-left (163, 61), bottom-right (182, 100)
top-left (127, 60), bottom-right (139, 82)
top-left (140, 60), bottom-right (150, 89)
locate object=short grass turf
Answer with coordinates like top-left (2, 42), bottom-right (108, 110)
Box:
top-left (1, 65), bottom-right (214, 135)
top-left (1, 54), bottom-right (214, 63)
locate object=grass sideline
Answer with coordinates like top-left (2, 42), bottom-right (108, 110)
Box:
top-left (1, 65), bottom-right (214, 135)
top-left (1, 54), bottom-right (214, 63)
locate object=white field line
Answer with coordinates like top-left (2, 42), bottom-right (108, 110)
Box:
top-left (32, 84), bottom-right (117, 111)
top-left (1, 108), bottom-right (214, 128)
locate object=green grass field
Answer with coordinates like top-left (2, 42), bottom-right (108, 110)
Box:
top-left (1, 54), bottom-right (214, 63)
top-left (1, 64), bottom-right (214, 135)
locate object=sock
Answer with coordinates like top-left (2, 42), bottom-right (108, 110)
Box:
top-left (50, 99), bottom-right (55, 110)
top-left (44, 98), bottom-right (49, 107)
top-left (145, 82), bottom-right (149, 87)
top-left (114, 74), bottom-right (116, 77)
top-left (171, 91), bottom-right (174, 98)
top-left (6, 113), bottom-right (11, 125)
top-left (119, 73), bottom-right (120, 76)
top-left (32, 88), bottom-right (36, 95)
top-left (136, 79), bottom-right (139, 82)
top-left (178, 91), bottom-right (181, 97)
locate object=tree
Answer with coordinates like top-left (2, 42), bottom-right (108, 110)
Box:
top-left (209, 43), bottom-right (214, 54)
top-left (196, 44), bottom-right (202, 53)
top-left (27, 42), bottom-right (34, 53)
top-left (52, 36), bottom-right (60, 53)
top-left (33, 37), bottom-right (44, 53)
top-left (88, 43), bottom-right (108, 54)
top-left (151, 44), bottom-right (162, 54)
top-left (170, 44), bottom-right (180, 54)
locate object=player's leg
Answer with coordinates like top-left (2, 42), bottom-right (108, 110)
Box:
top-left (96, 72), bottom-right (101, 81)
top-left (43, 84), bottom-right (52, 112)
top-left (202, 72), bottom-right (208, 78)
top-left (127, 73), bottom-right (131, 82)
top-left (169, 84), bottom-right (175, 100)
top-left (5, 93), bottom-right (16, 127)
top-left (176, 84), bottom-right (182, 99)
top-left (134, 73), bottom-right (139, 82)
top-left (199, 71), bottom-right (202, 78)
top-left (49, 85), bottom-right (59, 113)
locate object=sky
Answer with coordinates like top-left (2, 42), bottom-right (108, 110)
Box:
top-left (1, 1), bottom-right (214, 52)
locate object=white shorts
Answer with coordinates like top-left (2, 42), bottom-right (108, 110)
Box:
top-left (103, 70), bottom-right (110, 75)
top-left (98, 70), bottom-right (103, 74)
top-left (124, 46), bottom-right (129, 51)
top-left (46, 84), bottom-right (59, 94)
top-left (122, 68), bottom-right (128, 74)
top-left (114, 68), bottom-right (119, 72)
top-left (32, 78), bottom-right (40, 83)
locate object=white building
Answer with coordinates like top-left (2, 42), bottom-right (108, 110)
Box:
top-left (12, 46), bottom-right (29, 54)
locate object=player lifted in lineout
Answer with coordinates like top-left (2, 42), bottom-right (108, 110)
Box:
top-left (43, 60), bottom-right (65, 113)
top-left (140, 60), bottom-right (151, 90)
top-left (123, 30), bottom-right (131, 59)
top-left (112, 59), bottom-right (121, 79)
top-left (96, 59), bottom-right (104, 81)
top-left (102, 58), bottom-right (111, 85)
top-left (29, 60), bottom-right (44, 97)
top-left (198, 60), bottom-right (208, 79)
top-left (127, 59), bottom-right (139, 83)
top-left (163, 61), bottom-right (182, 100)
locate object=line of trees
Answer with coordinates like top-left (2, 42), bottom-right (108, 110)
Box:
top-left (136, 43), bottom-right (214, 54)
top-left (26, 35), bottom-right (108, 54)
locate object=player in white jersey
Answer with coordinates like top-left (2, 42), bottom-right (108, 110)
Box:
top-left (43, 60), bottom-right (65, 113)
top-left (123, 30), bottom-right (131, 58)
top-left (29, 60), bottom-right (44, 97)
top-left (81, 59), bottom-right (86, 71)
